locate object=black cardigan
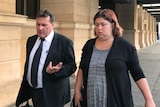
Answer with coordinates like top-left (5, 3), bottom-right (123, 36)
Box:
top-left (79, 37), bottom-right (145, 107)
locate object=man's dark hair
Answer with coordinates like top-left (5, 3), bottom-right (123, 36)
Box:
top-left (36, 9), bottom-right (54, 23)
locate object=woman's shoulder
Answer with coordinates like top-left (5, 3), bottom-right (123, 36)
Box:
top-left (116, 37), bottom-right (134, 47)
top-left (83, 38), bottom-right (96, 49)
top-left (82, 38), bottom-right (96, 51)
top-left (115, 37), bottom-right (137, 52)
top-left (86, 38), bottom-right (96, 43)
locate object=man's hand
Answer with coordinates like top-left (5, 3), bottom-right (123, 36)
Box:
top-left (46, 61), bottom-right (63, 74)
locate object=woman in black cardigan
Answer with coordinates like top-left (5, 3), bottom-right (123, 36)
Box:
top-left (74, 9), bottom-right (156, 107)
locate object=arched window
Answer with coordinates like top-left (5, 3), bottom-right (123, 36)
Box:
top-left (16, 0), bottom-right (40, 19)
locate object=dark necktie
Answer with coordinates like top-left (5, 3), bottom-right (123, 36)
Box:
top-left (31, 38), bottom-right (44, 88)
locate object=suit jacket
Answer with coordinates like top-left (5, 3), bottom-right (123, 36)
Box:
top-left (16, 32), bottom-right (77, 107)
top-left (79, 37), bottom-right (145, 107)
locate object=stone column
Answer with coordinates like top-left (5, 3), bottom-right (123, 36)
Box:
top-left (143, 10), bottom-right (148, 46)
top-left (150, 15), bottom-right (154, 44)
top-left (137, 5), bottom-right (146, 48)
top-left (145, 13), bottom-right (150, 46)
top-left (148, 13), bottom-right (151, 45)
top-left (115, 0), bottom-right (140, 49)
top-left (153, 18), bottom-right (157, 43)
top-left (149, 13), bottom-right (153, 45)
top-left (152, 16), bottom-right (157, 44)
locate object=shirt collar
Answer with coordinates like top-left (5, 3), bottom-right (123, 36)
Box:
top-left (44, 30), bottom-right (54, 42)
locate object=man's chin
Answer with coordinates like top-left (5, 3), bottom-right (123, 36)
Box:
top-left (38, 34), bottom-right (46, 37)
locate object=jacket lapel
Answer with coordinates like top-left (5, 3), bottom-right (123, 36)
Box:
top-left (43, 33), bottom-right (58, 73)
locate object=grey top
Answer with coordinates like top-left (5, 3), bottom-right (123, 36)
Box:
top-left (87, 46), bottom-right (110, 107)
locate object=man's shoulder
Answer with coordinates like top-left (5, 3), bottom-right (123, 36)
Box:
top-left (54, 32), bottom-right (74, 47)
top-left (54, 32), bottom-right (72, 42)
top-left (26, 35), bottom-right (38, 43)
top-left (28, 34), bottom-right (38, 40)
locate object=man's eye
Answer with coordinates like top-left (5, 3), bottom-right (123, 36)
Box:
top-left (37, 24), bottom-right (47, 26)
top-left (42, 24), bottom-right (47, 26)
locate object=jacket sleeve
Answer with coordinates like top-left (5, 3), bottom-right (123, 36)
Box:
top-left (53, 38), bottom-right (77, 78)
top-left (127, 45), bottom-right (145, 81)
top-left (15, 79), bottom-right (31, 107)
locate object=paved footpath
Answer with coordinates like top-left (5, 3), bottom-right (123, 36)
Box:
top-left (132, 41), bottom-right (160, 107)
top-left (0, 41), bottom-right (160, 107)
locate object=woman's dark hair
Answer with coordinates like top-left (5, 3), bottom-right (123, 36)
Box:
top-left (36, 9), bottom-right (54, 23)
top-left (94, 9), bottom-right (123, 36)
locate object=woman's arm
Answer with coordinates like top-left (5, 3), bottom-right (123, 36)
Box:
top-left (136, 78), bottom-right (156, 107)
top-left (74, 68), bottom-right (83, 107)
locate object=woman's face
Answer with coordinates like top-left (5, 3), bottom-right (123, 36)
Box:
top-left (94, 17), bottom-right (114, 40)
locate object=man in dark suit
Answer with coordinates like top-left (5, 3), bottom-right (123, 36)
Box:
top-left (16, 9), bottom-right (77, 107)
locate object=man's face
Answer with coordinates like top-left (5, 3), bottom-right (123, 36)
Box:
top-left (36, 16), bottom-right (54, 38)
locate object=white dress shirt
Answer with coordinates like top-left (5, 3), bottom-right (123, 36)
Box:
top-left (27, 31), bottom-right (54, 88)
